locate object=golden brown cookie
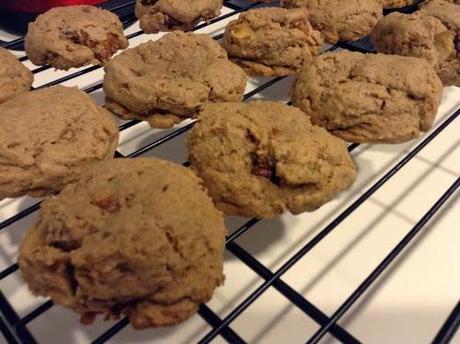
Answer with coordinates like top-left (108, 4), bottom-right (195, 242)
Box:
top-left (223, 7), bottom-right (323, 76)
top-left (420, 0), bottom-right (460, 24)
top-left (419, 0), bottom-right (460, 85)
top-left (135, 0), bottom-right (222, 33)
top-left (280, 0), bottom-right (383, 43)
top-left (292, 51), bottom-right (443, 143)
top-left (0, 47), bottom-right (33, 104)
top-left (381, 0), bottom-right (414, 9)
top-left (19, 158), bottom-right (226, 328)
top-left (188, 101), bottom-right (357, 219)
top-left (371, 11), bottom-right (459, 86)
top-left (103, 31), bottom-right (247, 128)
top-left (25, 5), bottom-right (128, 70)
top-left (0, 86), bottom-right (119, 200)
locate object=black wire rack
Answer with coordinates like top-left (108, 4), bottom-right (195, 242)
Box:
top-left (0, 1), bottom-right (459, 343)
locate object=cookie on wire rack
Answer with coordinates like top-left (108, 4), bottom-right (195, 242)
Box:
top-left (280, 0), bottom-right (383, 43)
top-left (292, 50), bottom-right (443, 143)
top-left (103, 31), bottom-right (247, 128)
top-left (223, 7), bottom-right (323, 76)
top-left (135, 0), bottom-right (223, 33)
top-left (25, 5), bottom-right (128, 70)
top-left (0, 86), bottom-right (119, 200)
top-left (188, 101), bottom-right (357, 219)
top-left (19, 158), bottom-right (226, 328)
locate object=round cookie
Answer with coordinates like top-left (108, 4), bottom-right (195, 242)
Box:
top-left (0, 47), bottom-right (33, 104)
top-left (381, 0), bottom-right (414, 9)
top-left (370, 12), bottom-right (459, 86)
top-left (103, 31), bottom-right (247, 128)
top-left (135, 0), bottom-right (222, 34)
top-left (19, 158), bottom-right (226, 328)
top-left (188, 101), bottom-right (357, 218)
top-left (280, 0), bottom-right (383, 44)
top-left (25, 5), bottom-right (129, 70)
top-left (292, 51), bottom-right (443, 143)
top-left (0, 86), bottom-right (119, 200)
top-left (223, 7), bottom-right (323, 76)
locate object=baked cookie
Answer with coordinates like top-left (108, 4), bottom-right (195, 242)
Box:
top-left (25, 5), bottom-right (128, 70)
top-left (103, 31), bottom-right (247, 128)
top-left (188, 101), bottom-right (357, 218)
top-left (292, 51), bottom-right (443, 143)
top-left (223, 8), bottom-right (323, 76)
top-left (381, 0), bottom-right (414, 9)
top-left (280, 0), bottom-right (383, 43)
top-left (371, 11), bottom-right (459, 86)
top-left (420, 0), bottom-right (460, 27)
top-left (0, 47), bottom-right (33, 104)
top-left (19, 158), bottom-right (226, 328)
top-left (0, 86), bottom-right (119, 200)
top-left (135, 0), bottom-right (222, 33)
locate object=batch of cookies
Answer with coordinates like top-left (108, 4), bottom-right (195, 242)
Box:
top-left (0, 0), bottom-right (458, 331)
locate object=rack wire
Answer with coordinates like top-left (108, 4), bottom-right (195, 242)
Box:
top-left (0, 1), bottom-right (459, 343)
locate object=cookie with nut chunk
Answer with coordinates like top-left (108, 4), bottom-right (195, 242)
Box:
top-left (223, 7), bottom-right (323, 76)
top-left (25, 5), bottom-right (128, 70)
top-left (188, 101), bottom-right (357, 218)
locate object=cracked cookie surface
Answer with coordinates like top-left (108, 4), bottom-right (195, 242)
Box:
top-left (292, 51), bottom-right (443, 143)
top-left (371, 9), bottom-right (460, 86)
top-left (0, 86), bottom-right (119, 200)
top-left (381, 0), bottom-right (414, 9)
top-left (103, 31), bottom-right (247, 128)
top-left (0, 47), bottom-right (33, 104)
top-left (188, 101), bottom-right (357, 218)
top-left (19, 158), bottom-right (226, 328)
top-left (135, 0), bottom-right (222, 33)
top-left (25, 5), bottom-right (128, 70)
top-left (223, 7), bottom-right (323, 76)
top-left (280, 0), bottom-right (382, 43)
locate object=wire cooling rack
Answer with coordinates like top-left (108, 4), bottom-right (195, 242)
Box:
top-left (0, 1), bottom-right (459, 343)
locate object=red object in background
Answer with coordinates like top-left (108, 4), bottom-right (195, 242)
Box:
top-left (0, 0), bottom-right (107, 35)
top-left (0, 0), bottom-right (106, 13)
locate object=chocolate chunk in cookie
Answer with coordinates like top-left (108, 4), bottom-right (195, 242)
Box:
top-left (0, 86), bottom-right (119, 200)
top-left (103, 31), bottom-right (247, 128)
top-left (135, 0), bottom-right (222, 33)
top-left (19, 158), bottom-right (226, 328)
top-left (371, 11), bottom-right (460, 86)
top-left (188, 101), bottom-right (357, 218)
top-left (0, 47), bottom-right (33, 104)
top-left (292, 51), bottom-right (443, 143)
top-left (280, 0), bottom-right (383, 44)
top-left (25, 5), bottom-right (128, 70)
top-left (223, 7), bottom-right (323, 76)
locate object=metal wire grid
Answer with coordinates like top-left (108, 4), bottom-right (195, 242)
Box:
top-left (0, 0), bottom-right (458, 343)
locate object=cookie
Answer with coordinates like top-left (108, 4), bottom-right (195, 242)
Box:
top-left (135, 0), bottom-right (222, 33)
top-left (381, 0), bottom-right (414, 9)
top-left (292, 51), bottom-right (443, 143)
top-left (0, 86), bottom-right (119, 200)
top-left (280, 0), bottom-right (383, 43)
top-left (188, 101), bottom-right (357, 218)
top-left (223, 7), bottom-right (323, 76)
top-left (25, 5), bottom-right (128, 70)
top-left (371, 11), bottom-right (460, 86)
top-left (19, 158), bottom-right (226, 328)
top-left (103, 31), bottom-right (247, 128)
top-left (420, 0), bottom-right (460, 28)
top-left (0, 47), bottom-right (33, 104)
